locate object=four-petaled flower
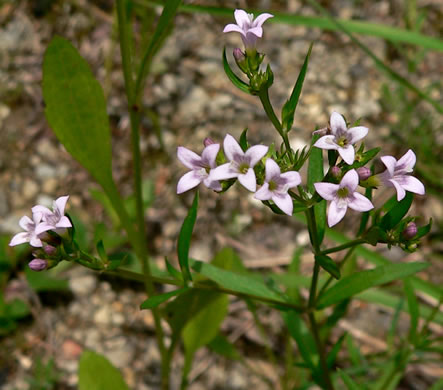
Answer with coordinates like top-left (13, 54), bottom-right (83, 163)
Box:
top-left (314, 112), bottom-right (368, 165)
top-left (314, 169), bottom-right (374, 227)
top-left (177, 144), bottom-right (222, 194)
top-left (254, 159), bottom-right (301, 215)
top-left (32, 195), bottom-right (72, 232)
top-left (9, 213), bottom-right (52, 247)
top-left (379, 149), bottom-right (425, 201)
top-left (210, 134), bottom-right (268, 192)
top-left (223, 9), bottom-right (274, 49)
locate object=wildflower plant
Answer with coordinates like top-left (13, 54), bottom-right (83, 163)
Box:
top-left (8, 4), bottom-right (438, 390)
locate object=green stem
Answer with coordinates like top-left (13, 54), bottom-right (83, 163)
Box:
top-left (320, 239), bottom-right (366, 255)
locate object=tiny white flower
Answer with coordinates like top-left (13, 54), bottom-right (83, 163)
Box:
top-left (32, 195), bottom-right (72, 231)
top-left (9, 213), bottom-right (52, 248)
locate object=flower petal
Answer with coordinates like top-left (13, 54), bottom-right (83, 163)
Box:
top-left (177, 146), bottom-right (202, 170)
top-left (340, 169), bottom-right (359, 192)
top-left (9, 232), bottom-right (29, 246)
top-left (223, 24), bottom-right (246, 35)
top-left (224, 134), bottom-right (244, 161)
top-left (264, 158), bottom-right (280, 182)
top-left (29, 236), bottom-right (43, 248)
top-left (314, 135), bottom-right (338, 150)
top-left (314, 182), bottom-right (339, 201)
top-left (177, 171), bottom-right (203, 194)
top-left (328, 199), bottom-right (348, 227)
top-left (234, 9), bottom-right (250, 28)
top-left (32, 205), bottom-right (52, 217)
top-left (330, 112), bottom-right (347, 135)
top-left (397, 149), bottom-right (416, 172)
top-left (254, 183), bottom-right (272, 200)
top-left (253, 13), bottom-right (274, 27)
top-left (347, 126), bottom-right (368, 144)
top-left (201, 144), bottom-right (220, 168)
top-left (390, 179), bottom-right (406, 201)
top-left (238, 168), bottom-right (257, 192)
top-left (247, 26), bottom-right (263, 38)
top-left (246, 144), bottom-right (268, 167)
top-left (280, 171), bottom-right (301, 188)
top-left (56, 216), bottom-right (73, 229)
top-left (55, 195), bottom-right (69, 215)
top-left (209, 163), bottom-right (239, 181)
top-left (380, 156), bottom-right (397, 177)
top-left (338, 145), bottom-right (355, 165)
top-left (348, 192), bottom-right (374, 212)
top-left (19, 216), bottom-right (34, 231)
top-left (401, 176), bottom-right (425, 196)
top-left (272, 193), bottom-right (293, 216)
top-left (35, 222), bottom-right (55, 235)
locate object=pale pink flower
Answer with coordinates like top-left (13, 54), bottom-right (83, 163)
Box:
top-left (254, 159), bottom-right (301, 215)
top-left (314, 169), bottom-right (374, 227)
top-left (9, 213), bottom-right (52, 248)
top-left (379, 150), bottom-right (425, 201)
top-left (177, 144), bottom-right (221, 194)
top-left (314, 112), bottom-right (368, 165)
top-left (32, 195), bottom-right (72, 232)
top-left (28, 258), bottom-right (48, 271)
top-left (210, 134), bottom-right (268, 192)
top-left (223, 9), bottom-right (274, 49)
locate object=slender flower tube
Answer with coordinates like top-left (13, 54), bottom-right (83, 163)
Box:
top-left (314, 169), bottom-right (374, 227)
top-left (378, 149), bottom-right (425, 201)
top-left (254, 159), bottom-right (301, 215)
top-left (177, 144), bottom-right (221, 194)
top-left (223, 9), bottom-right (274, 49)
top-left (9, 213), bottom-right (52, 247)
top-left (32, 196), bottom-right (72, 231)
top-left (209, 134), bottom-right (268, 192)
top-left (314, 112), bottom-right (368, 165)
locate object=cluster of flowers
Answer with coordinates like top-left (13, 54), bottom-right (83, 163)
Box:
top-left (9, 196), bottom-right (72, 271)
top-left (177, 112), bottom-right (425, 227)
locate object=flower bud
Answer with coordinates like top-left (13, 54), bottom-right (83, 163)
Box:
top-left (403, 222), bottom-right (417, 240)
top-left (357, 167), bottom-right (371, 181)
top-left (331, 166), bottom-right (341, 178)
top-left (233, 48), bottom-right (245, 63)
top-left (43, 245), bottom-right (57, 256)
top-left (203, 137), bottom-right (215, 147)
top-left (28, 259), bottom-right (48, 272)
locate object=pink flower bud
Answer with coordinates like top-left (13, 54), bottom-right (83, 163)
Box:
top-left (403, 222), bottom-right (417, 239)
top-left (43, 245), bottom-right (57, 255)
top-left (331, 166), bottom-right (341, 178)
top-left (203, 137), bottom-right (215, 147)
top-left (28, 259), bottom-right (48, 272)
top-left (357, 167), bottom-right (371, 181)
top-left (233, 48), bottom-right (245, 63)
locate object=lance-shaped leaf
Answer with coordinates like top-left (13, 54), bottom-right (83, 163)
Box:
top-left (315, 254), bottom-right (341, 279)
top-left (281, 43), bottom-right (313, 132)
top-left (140, 287), bottom-right (189, 310)
top-left (317, 262), bottom-right (429, 309)
top-left (177, 191), bottom-right (198, 283)
top-left (43, 37), bottom-right (114, 192)
top-left (222, 47), bottom-right (250, 94)
top-left (404, 278), bottom-right (419, 345)
top-left (380, 191), bottom-right (413, 231)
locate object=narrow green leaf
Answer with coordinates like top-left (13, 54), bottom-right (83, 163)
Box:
top-left (140, 287), bottom-right (189, 310)
top-left (338, 369), bottom-right (363, 390)
top-left (346, 334), bottom-right (364, 367)
top-left (96, 240), bottom-right (108, 263)
top-left (327, 333), bottom-right (347, 368)
top-left (349, 147), bottom-right (381, 169)
top-left (177, 191), bottom-right (198, 283)
top-left (286, 248), bottom-right (303, 302)
top-left (239, 128), bottom-right (249, 152)
top-left (317, 262), bottom-right (429, 308)
top-left (380, 192), bottom-right (413, 230)
top-left (281, 43), bottom-right (313, 132)
top-left (222, 47), bottom-right (250, 94)
top-left (164, 257), bottom-right (182, 280)
top-left (211, 247), bottom-right (247, 273)
top-left (404, 278), bottom-right (419, 344)
top-left (78, 351), bottom-right (129, 390)
top-left (315, 254), bottom-right (341, 279)
top-left (43, 37), bottom-right (114, 192)
top-left (416, 218), bottom-right (432, 239)
top-left (208, 333), bottom-right (241, 360)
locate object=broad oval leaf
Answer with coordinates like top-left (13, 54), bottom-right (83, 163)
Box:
top-left (315, 254), bottom-right (341, 279)
top-left (78, 350), bottom-right (129, 390)
top-left (43, 36), bottom-right (113, 191)
top-left (317, 262), bottom-right (429, 309)
top-left (222, 47), bottom-right (250, 94)
top-left (140, 287), bottom-right (189, 310)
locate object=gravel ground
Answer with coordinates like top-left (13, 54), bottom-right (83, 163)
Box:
top-left (1, 0), bottom-right (442, 389)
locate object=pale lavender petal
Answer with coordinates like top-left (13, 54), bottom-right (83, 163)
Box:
top-left (246, 145), bottom-right (268, 167)
top-left (247, 26), bottom-right (263, 38)
top-left (338, 145), bottom-right (355, 165)
top-left (56, 216), bottom-right (72, 229)
top-left (314, 135), bottom-right (338, 150)
top-left (32, 205), bottom-right (52, 216)
top-left (347, 126), bottom-right (368, 144)
top-left (238, 168), bottom-right (257, 192)
top-left (328, 199), bottom-right (348, 227)
top-left (272, 193), bottom-right (293, 216)
top-left (210, 163), bottom-right (239, 181)
top-left (201, 144), bottom-right (220, 168)
top-left (55, 196), bottom-right (69, 215)
top-left (314, 182), bottom-right (339, 201)
top-left (35, 222), bottom-right (55, 235)
top-left (224, 134), bottom-right (244, 161)
top-left (234, 9), bottom-right (250, 28)
top-left (348, 192), bottom-right (374, 212)
top-left (254, 183), bottom-right (272, 201)
top-left (390, 179), bottom-right (406, 201)
top-left (280, 171), bottom-right (301, 188)
top-left (253, 13), bottom-right (274, 27)
top-left (177, 147), bottom-right (202, 170)
top-left (177, 171), bottom-right (203, 194)
top-left (9, 232), bottom-right (29, 246)
top-left (340, 169), bottom-right (359, 192)
top-left (265, 158), bottom-right (280, 182)
top-left (397, 149), bottom-right (416, 171)
top-left (29, 236), bottom-right (43, 248)
top-left (19, 216), bottom-right (34, 231)
top-left (401, 176), bottom-right (425, 196)
top-left (330, 112), bottom-right (347, 135)
top-left (223, 24), bottom-right (246, 35)
top-left (204, 178), bottom-right (222, 192)
top-left (380, 156), bottom-right (397, 177)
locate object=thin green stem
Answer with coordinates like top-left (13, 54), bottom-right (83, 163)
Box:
top-left (320, 239), bottom-right (366, 255)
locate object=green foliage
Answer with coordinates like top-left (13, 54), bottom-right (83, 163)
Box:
top-left (25, 267), bottom-right (69, 292)
top-left (380, 192), bottom-right (413, 231)
top-left (314, 254), bottom-right (341, 280)
top-left (0, 294), bottom-right (30, 335)
top-left (222, 47), bottom-right (250, 94)
top-left (208, 333), bottom-right (241, 360)
top-left (140, 287), bottom-right (189, 309)
top-left (78, 351), bottom-right (129, 390)
top-left (26, 358), bottom-right (59, 390)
